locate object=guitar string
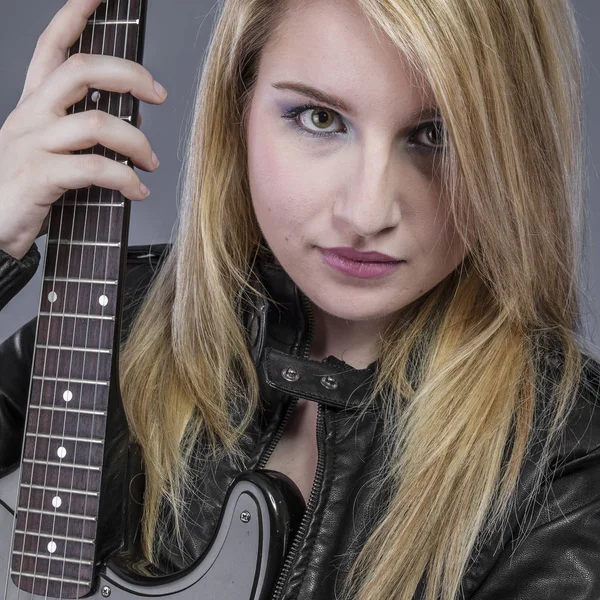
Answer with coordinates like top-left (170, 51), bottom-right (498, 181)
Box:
top-left (58, 0), bottom-right (117, 595)
top-left (41, 4), bottom-right (104, 598)
top-left (71, 0), bottom-right (132, 591)
top-left (16, 11), bottom-right (87, 600)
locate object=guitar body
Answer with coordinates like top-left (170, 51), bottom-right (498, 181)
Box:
top-left (1, 466), bottom-right (305, 599)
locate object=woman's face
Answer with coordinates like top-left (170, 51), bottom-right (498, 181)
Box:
top-left (246, 0), bottom-right (468, 328)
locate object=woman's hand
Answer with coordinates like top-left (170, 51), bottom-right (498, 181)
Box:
top-left (0, 0), bottom-right (167, 260)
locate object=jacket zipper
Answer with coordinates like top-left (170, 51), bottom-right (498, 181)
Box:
top-left (255, 293), bottom-right (327, 600)
top-left (256, 397), bottom-right (299, 468)
top-left (269, 402), bottom-right (325, 600)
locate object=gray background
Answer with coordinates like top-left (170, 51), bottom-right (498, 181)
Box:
top-left (1, 1), bottom-right (598, 355)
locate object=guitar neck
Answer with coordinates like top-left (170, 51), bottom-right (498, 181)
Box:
top-left (11, 1), bottom-right (147, 598)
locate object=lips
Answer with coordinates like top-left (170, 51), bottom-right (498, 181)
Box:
top-left (321, 246), bottom-right (401, 263)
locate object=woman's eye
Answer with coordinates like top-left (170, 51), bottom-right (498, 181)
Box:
top-left (280, 104), bottom-right (445, 153)
top-left (281, 104), bottom-right (346, 138)
top-left (410, 121), bottom-right (445, 153)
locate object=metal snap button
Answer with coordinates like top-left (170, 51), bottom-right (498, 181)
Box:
top-left (281, 367), bottom-right (300, 382)
top-left (320, 375), bottom-right (338, 390)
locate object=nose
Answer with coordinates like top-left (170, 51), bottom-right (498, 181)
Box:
top-left (332, 142), bottom-right (402, 237)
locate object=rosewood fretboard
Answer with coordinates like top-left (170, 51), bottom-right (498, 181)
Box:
top-left (11, 1), bottom-right (147, 597)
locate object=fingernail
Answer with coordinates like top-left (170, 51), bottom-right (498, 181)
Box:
top-left (151, 151), bottom-right (159, 167)
top-left (154, 80), bottom-right (167, 98)
top-left (140, 182), bottom-right (150, 197)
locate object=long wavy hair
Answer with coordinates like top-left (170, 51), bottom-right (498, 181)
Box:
top-left (118, 1), bottom-right (596, 598)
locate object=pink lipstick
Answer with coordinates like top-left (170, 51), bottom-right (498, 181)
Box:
top-left (319, 247), bottom-right (404, 279)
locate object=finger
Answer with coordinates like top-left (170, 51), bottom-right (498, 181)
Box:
top-left (137, 113), bottom-right (143, 128)
top-left (37, 53), bottom-right (167, 117)
top-left (37, 213), bottom-right (51, 239)
top-left (47, 151), bottom-right (151, 202)
top-left (20, 0), bottom-right (105, 104)
top-left (39, 109), bottom-right (158, 172)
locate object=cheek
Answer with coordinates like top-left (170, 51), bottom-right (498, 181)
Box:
top-left (248, 128), bottom-right (317, 230)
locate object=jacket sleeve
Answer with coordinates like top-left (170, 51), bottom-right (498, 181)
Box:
top-left (470, 359), bottom-right (600, 600)
top-left (0, 243), bottom-right (40, 475)
top-left (0, 243), bottom-right (40, 311)
top-left (470, 482), bottom-right (600, 599)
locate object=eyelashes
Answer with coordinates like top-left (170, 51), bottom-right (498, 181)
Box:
top-left (280, 104), bottom-right (445, 153)
top-left (280, 104), bottom-right (344, 138)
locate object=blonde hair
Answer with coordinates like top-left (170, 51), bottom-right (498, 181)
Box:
top-left (118, 1), bottom-right (596, 598)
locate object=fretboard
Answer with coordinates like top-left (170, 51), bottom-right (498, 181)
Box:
top-left (11, 1), bottom-right (147, 597)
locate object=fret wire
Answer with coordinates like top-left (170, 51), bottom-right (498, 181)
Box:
top-left (32, 376), bottom-right (109, 386)
top-left (44, 277), bottom-right (118, 284)
top-left (15, 529), bottom-right (95, 544)
top-left (25, 433), bottom-right (104, 444)
top-left (39, 311), bottom-right (115, 320)
top-left (12, 550), bottom-right (93, 566)
top-left (22, 458), bottom-right (101, 471)
top-left (28, 405), bottom-right (107, 417)
top-left (19, 483), bottom-right (99, 497)
top-left (87, 19), bottom-right (140, 25)
top-left (10, 571), bottom-right (88, 585)
top-left (17, 508), bottom-right (97, 522)
top-left (36, 344), bottom-right (112, 354)
top-left (47, 240), bottom-right (121, 247)
top-left (59, 202), bottom-right (125, 207)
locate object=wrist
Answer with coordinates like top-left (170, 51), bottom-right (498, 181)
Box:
top-left (0, 238), bottom-right (35, 261)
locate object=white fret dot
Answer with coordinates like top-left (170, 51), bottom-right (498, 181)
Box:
top-left (48, 291), bottom-right (58, 303)
top-left (51, 496), bottom-right (62, 508)
top-left (63, 390), bottom-right (73, 402)
top-left (47, 541), bottom-right (57, 554)
top-left (91, 90), bottom-right (101, 103)
top-left (99, 295), bottom-right (109, 306)
top-left (57, 446), bottom-right (67, 459)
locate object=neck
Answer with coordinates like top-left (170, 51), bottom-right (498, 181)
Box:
top-left (307, 301), bottom-right (391, 369)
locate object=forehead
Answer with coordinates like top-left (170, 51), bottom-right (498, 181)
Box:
top-left (259, 0), bottom-right (435, 113)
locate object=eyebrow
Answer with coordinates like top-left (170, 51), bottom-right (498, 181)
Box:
top-left (271, 81), bottom-right (442, 123)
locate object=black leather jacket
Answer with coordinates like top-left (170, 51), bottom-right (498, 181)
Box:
top-left (1, 242), bottom-right (600, 600)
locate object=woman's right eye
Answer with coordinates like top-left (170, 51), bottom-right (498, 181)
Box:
top-left (280, 104), bottom-right (347, 139)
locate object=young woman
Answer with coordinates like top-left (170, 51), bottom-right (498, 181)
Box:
top-left (1, 0), bottom-right (599, 599)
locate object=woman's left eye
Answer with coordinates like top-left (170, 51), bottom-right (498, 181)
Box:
top-left (281, 104), bottom-right (346, 138)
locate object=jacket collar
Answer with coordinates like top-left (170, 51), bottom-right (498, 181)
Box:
top-left (242, 252), bottom-right (378, 412)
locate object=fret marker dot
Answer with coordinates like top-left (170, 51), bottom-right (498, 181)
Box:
top-left (48, 291), bottom-right (58, 303)
top-left (91, 90), bottom-right (101, 103)
top-left (63, 390), bottom-right (73, 402)
top-left (48, 541), bottom-right (57, 554)
top-left (51, 496), bottom-right (62, 508)
top-left (57, 446), bottom-right (67, 459)
top-left (99, 295), bottom-right (109, 306)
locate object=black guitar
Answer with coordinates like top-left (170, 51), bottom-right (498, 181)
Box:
top-left (0, 1), bottom-right (305, 597)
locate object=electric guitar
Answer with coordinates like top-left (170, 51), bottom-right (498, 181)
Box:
top-left (0, 1), bottom-right (305, 597)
